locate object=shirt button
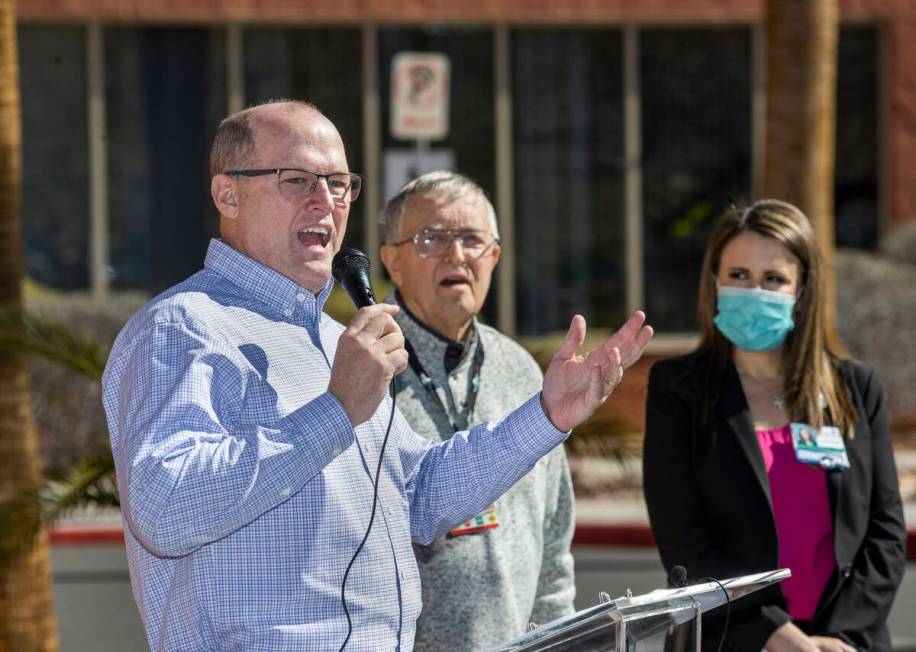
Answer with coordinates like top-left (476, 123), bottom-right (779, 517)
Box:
top-left (296, 292), bottom-right (306, 302)
top-left (280, 488), bottom-right (291, 498)
top-left (364, 441), bottom-right (372, 452)
top-left (332, 447), bottom-right (342, 456)
top-left (283, 308), bottom-right (293, 317)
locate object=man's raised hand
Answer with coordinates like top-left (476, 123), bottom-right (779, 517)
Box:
top-left (541, 311), bottom-right (653, 432)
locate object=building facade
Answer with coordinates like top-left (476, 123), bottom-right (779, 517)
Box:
top-left (17, 0), bottom-right (916, 342)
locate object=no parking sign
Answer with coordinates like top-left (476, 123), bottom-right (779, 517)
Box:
top-left (390, 52), bottom-right (450, 141)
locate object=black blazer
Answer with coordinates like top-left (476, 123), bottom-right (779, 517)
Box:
top-left (643, 353), bottom-right (906, 651)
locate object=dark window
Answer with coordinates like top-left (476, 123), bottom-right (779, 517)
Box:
top-left (19, 26), bottom-right (90, 289)
top-left (106, 28), bottom-right (226, 293)
top-left (641, 29), bottom-right (752, 332)
top-left (244, 28), bottom-right (364, 250)
top-left (512, 29), bottom-right (625, 336)
top-left (835, 26), bottom-right (878, 250)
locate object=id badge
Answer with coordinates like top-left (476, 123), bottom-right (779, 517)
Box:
top-left (448, 504), bottom-right (500, 538)
top-left (790, 423), bottom-right (850, 469)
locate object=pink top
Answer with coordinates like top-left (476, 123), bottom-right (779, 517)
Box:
top-left (756, 424), bottom-right (835, 620)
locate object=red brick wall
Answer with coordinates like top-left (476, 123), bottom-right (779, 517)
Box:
top-left (21, 0), bottom-right (768, 24)
top-left (13, 0), bottom-right (912, 24)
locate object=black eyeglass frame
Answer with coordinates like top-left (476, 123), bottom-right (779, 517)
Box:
top-left (388, 226), bottom-right (501, 259)
top-left (225, 168), bottom-right (363, 200)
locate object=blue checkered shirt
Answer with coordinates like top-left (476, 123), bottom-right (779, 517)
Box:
top-left (102, 239), bottom-right (567, 651)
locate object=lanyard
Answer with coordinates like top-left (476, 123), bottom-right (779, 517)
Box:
top-left (401, 336), bottom-right (485, 432)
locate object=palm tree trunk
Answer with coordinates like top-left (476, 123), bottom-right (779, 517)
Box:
top-left (760, 0), bottom-right (841, 348)
top-left (0, 1), bottom-right (59, 649)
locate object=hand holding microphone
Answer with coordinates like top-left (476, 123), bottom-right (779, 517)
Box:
top-left (328, 248), bottom-right (408, 426)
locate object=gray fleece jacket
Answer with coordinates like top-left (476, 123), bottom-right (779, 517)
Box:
top-left (388, 293), bottom-right (576, 651)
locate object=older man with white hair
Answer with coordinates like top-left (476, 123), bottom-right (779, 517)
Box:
top-left (380, 171), bottom-right (576, 650)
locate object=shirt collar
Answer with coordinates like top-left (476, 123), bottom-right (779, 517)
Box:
top-left (389, 289), bottom-right (478, 376)
top-left (204, 239), bottom-right (333, 325)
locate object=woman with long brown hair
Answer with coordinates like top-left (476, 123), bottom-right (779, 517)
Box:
top-left (643, 199), bottom-right (905, 651)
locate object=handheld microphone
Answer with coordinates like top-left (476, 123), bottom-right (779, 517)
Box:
top-left (332, 247), bottom-right (376, 308)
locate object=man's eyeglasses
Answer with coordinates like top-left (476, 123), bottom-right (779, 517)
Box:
top-left (389, 226), bottom-right (499, 259)
top-left (225, 168), bottom-right (362, 202)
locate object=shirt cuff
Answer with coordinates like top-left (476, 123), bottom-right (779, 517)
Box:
top-left (504, 392), bottom-right (569, 459)
top-left (284, 391), bottom-right (355, 464)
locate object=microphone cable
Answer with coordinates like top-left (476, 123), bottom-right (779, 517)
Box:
top-left (338, 380), bottom-right (399, 652)
top-left (697, 576), bottom-right (731, 652)
top-left (330, 246), bottom-right (405, 649)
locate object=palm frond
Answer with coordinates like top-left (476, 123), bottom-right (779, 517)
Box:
top-left (0, 449), bottom-right (119, 569)
top-left (565, 423), bottom-right (643, 463)
top-left (0, 308), bottom-right (107, 381)
top-left (0, 307), bottom-right (119, 547)
top-left (41, 448), bottom-right (118, 522)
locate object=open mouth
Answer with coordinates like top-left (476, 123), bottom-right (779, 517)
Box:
top-left (440, 275), bottom-right (470, 288)
top-left (297, 227), bottom-right (331, 248)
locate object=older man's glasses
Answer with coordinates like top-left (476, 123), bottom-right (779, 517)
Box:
top-left (390, 226), bottom-right (499, 259)
top-left (226, 168), bottom-right (362, 202)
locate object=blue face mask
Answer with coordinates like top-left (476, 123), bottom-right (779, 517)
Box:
top-left (713, 286), bottom-right (797, 352)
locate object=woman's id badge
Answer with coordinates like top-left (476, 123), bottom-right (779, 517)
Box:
top-left (790, 423), bottom-right (850, 470)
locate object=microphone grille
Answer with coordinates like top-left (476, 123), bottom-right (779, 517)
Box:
top-left (670, 565), bottom-right (688, 588)
top-left (331, 247), bottom-right (371, 283)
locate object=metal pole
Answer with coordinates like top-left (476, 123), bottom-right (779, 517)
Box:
top-left (494, 25), bottom-right (516, 336)
top-left (623, 25), bottom-right (643, 315)
top-left (362, 24), bottom-right (381, 273)
top-left (87, 22), bottom-right (109, 302)
top-left (227, 24), bottom-right (244, 115)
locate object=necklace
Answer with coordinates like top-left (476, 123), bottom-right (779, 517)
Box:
top-left (735, 366), bottom-right (786, 412)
